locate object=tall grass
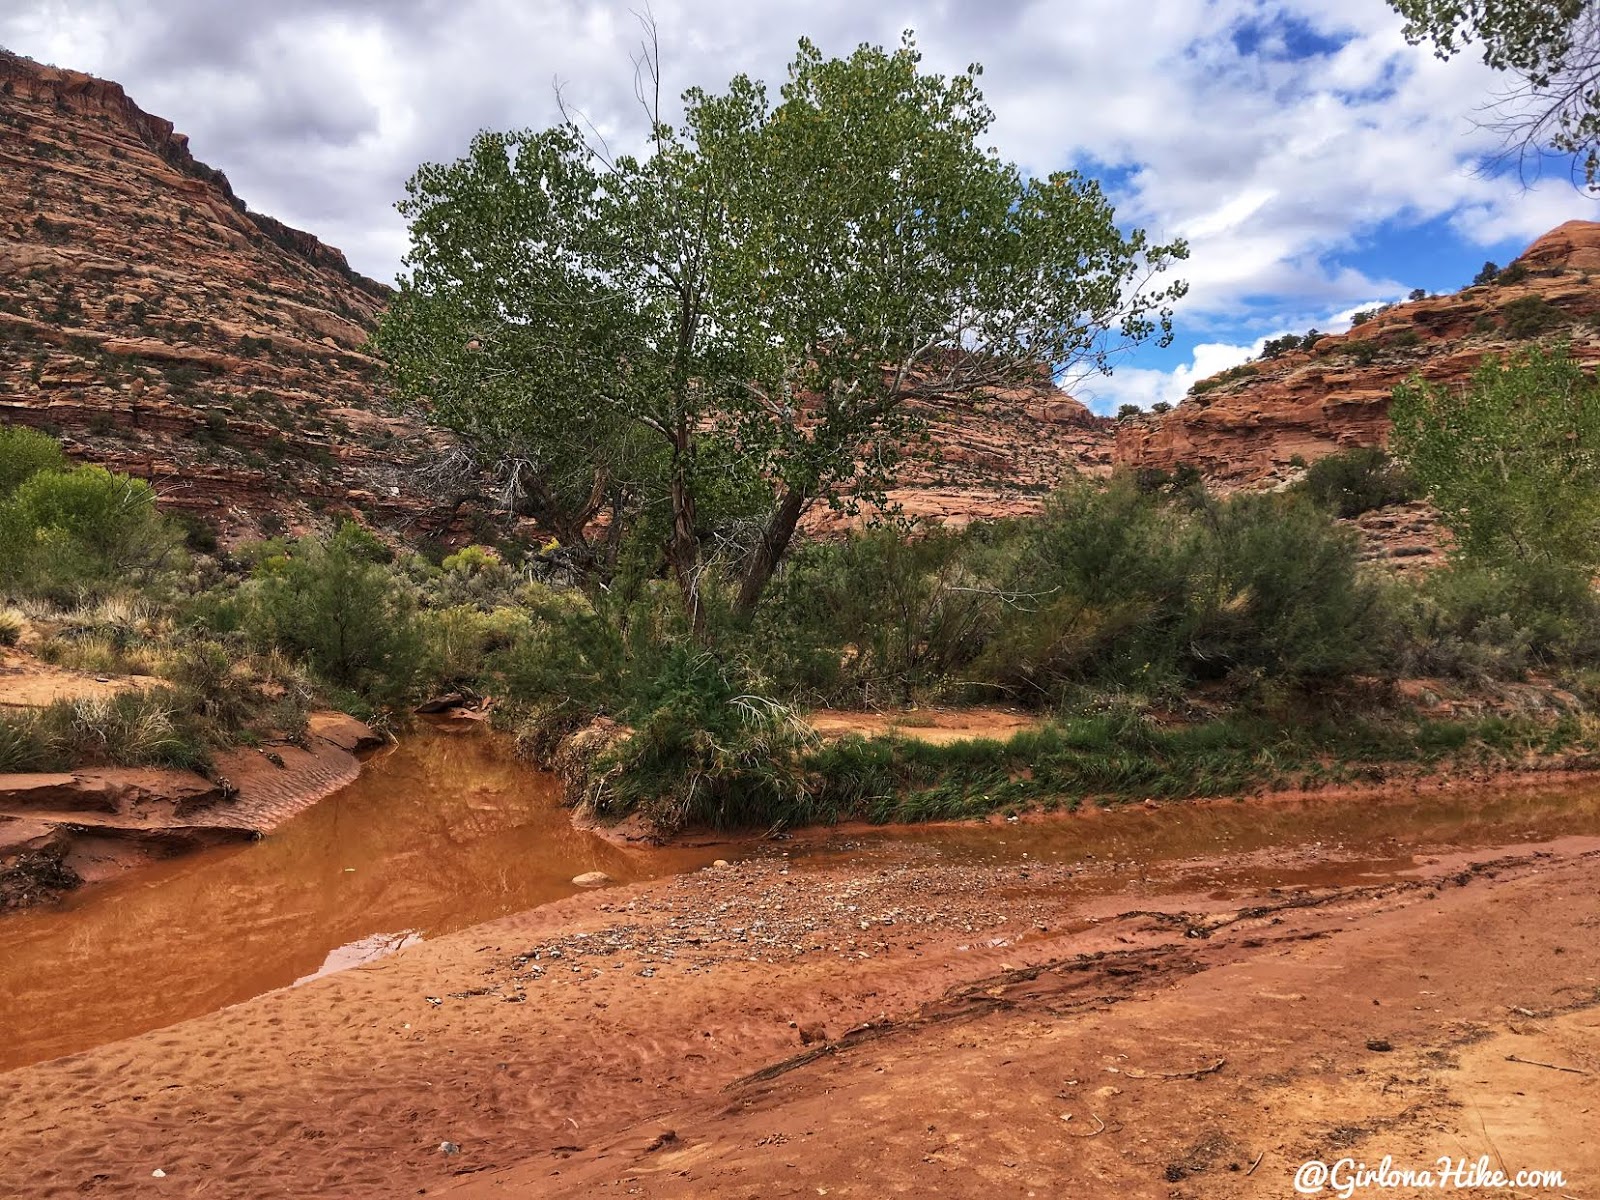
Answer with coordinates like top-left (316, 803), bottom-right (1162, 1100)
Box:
top-left (798, 709), bottom-right (1594, 825)
top-left (0, 689), bottom-right (212, 773)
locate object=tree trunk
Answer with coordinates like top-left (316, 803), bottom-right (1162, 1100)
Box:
top-left (733, 486), bottom-right (809, 618)
top-left (667, 457), bottom-right (707, 641)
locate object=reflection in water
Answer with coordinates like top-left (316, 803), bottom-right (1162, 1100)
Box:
top-left (0, 724), bottom-right (723, 1070)
top-left (293, 929), bottom-right (423, 987)
top-left (807, 784), bottom-right (1600, 896)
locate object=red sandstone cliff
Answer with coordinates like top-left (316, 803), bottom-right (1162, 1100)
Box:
top-left (1115, 220), bottom-right (1600, 487)
top-left (0, 49), bottom-right (1114, 543)
top-left (0, 50), bottom-right (463, 541)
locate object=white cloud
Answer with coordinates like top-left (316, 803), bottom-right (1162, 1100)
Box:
top-left (1078, 340), bottom-right (1259, 413)
top-left (1, 0), bottom-right (1593, 313)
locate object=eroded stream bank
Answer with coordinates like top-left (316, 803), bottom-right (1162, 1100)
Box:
top-left (7, 719), bottom-right (1600, 1074)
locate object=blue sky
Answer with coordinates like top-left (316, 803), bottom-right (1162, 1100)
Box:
top-left (2, 0), bottom-right (1595, 411)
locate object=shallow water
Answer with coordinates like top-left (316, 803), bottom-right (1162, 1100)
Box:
top-left (857, 783), bottom-right (1600, 883)
top-left (797, 783), bottom-right (1600, 903)
top-left (6, 728), bottom-right (1600, 1072)
top-left (0, 723), bottom-right (722, 1070)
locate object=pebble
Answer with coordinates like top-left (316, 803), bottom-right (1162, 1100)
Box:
top-left (501, 854), bottom-right (1076, 988)
top-left (572, 871), bottom-right (613, 888)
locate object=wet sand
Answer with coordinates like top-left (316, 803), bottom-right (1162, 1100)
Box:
top-left (2, 755), bottom-right (1599, 1197)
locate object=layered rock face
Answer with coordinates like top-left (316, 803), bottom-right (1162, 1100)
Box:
top-left (0, 52), bottom-right (1122, 545)
top-left (1116, 221), bottom-right (1600, 487)
top-left (815, 373), bottom-right (1114, 531)
top-left (0, 50), bottom-right (455, 541)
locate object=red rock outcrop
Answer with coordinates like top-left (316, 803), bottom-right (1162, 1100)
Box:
top-left (0, 50), bottom-right (466, 542)
top-left (0, 50), bottom-right (1123, 542)
top-left (1115, 220), bottom-right (1600, 487)
top-left (815, 372), bottom-right (1115, 531)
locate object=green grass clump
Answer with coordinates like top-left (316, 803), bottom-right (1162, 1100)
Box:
top-left (798, 709), bottom-right (1593, 826)
top-left (0, 689), bottom-right (212, 773)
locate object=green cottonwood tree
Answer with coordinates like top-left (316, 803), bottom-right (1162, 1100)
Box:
top-left (377, 33), bottom-right (1188, 631)
top-left (1389, 345), bottom-right (1600, 569)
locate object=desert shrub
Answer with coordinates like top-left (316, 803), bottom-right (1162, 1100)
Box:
top-left (419, 604), bottom-right (531, 694)
top-left (160, 638), bottom-right (262, 733)
top-left (498, 582), bottom-right (682, 722)
top-left (755, 527), bottom-right (995, 705)
top-left (0, 689), bottom-right (212, 772)
top-left (1344, 340), bottom-right (1380, 366)
top-left (971, 482), bottom-right (1378, 702)
top-left (1500, 295), bottom-right (1564, 339)
top-left (169, 510), bottom-right (220, 555)
top-left (36, 633), bottom-right (157, 676)
top-left (0, 425), bottom-right (65, 497)
top-left (1295, 446), bottom-right (1420, 517)
top-left (1190, 363), bottom-right (1259, 393)
top-left (1389, 561), bottom-right (1600, 679)
top-left (0, 607), bottom-right (22, 647)
top-left (975, 479), bottom-right (1197, 700)
top-left (0, 709), bottom-right (57, 772)
top-left (32, 596), bottom-right (164, 674)
top-left (243, 522), bottom-right (424, 704)
top-left (1134, 463), bottom-right (1203, 495)
top-left (594, 647), bottom-right (820, 831)
top-left (430, 544), bottom-right (522, 608)
top-left (0, 465), bottom-right (182, 600)
top-left (1182, 492), bottom-right (1379, 687)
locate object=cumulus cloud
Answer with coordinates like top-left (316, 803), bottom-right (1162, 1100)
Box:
top-left (1076, 340), bottom-right (1261, 413)
top-left (1, 0), bottom-right (1594, 404)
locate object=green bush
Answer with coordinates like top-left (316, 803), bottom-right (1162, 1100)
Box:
top-left (975, 479), bottom-right (1196, 699)
top-left (1183, 492), bottom-right (1379, 687)
top-left (0, 464), bottom-right (182, 600)
top-left (161, 638), bottom-right (262, 733)
top-left (244, 522), bottom-right (424, 704)
top-left (970, 482), bottom-right (1377, 701)
top-left (419, 604), bottom-right (530, 694)
top-left (756, 527), bottom-right (994, 705)
top-left (595, 647), bottom-right (819, 831)
top-left (1500, 295), bottom-right (1564, 339)
top-left (0, 425), bottom-right (65, 498)
top-left (1190, 363), bottom-right (1259, 394)
top-left (1389, 560), bottom-right (1600, 678)
top-left (1294, 446), bottom-right (1420, 517)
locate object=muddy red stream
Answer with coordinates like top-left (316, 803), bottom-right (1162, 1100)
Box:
top-left (0, 724), bottom-right (724, 1070)
top-left (7, 725), bottom-right (1600, 1074)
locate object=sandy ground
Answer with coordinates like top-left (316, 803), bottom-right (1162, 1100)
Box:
top-left (2, 819), bottom-right (1597, 1199)
top-left (804, 705), bottom-right (1045, 744)
top-left (0, 647), bottom-right (157, 708)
